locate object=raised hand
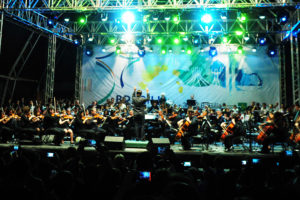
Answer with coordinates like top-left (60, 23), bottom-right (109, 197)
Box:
top-left (146, 88), bottom-right (149, 93)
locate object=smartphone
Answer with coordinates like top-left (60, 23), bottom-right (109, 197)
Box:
top-left (285, 150), bottom-right (293, 156)
top-left (157, 146), bottom-right (166, 154)
top-left (138, 171), bottom-right (151, 181)
top-left (89, 139), bottom-right (96, 146)
top-left (183, 161), bottom-right (191, 167)
top-left (47, 152), bottom-right (54, 158)
top-left (252, 158), bottom-right (260, 164)
top-left (241, 160), bottom-right (247, 165)
top-left (13, 145), bottom-right (19, 151)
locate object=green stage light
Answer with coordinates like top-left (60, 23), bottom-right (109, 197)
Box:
top-left (235, 30), bottom-right (244, 36)
top-left (116, 46), bottom-right (121, 54)
top-left (237, 46), bottom-right (243, 54)
top-left (222, 36), bottom-right (228, 43)
top-left (173, 37), bottom-right (180, 44)
top-left (156, 37), bottom-right (163, 44)
top-left (173, 15), bottom-right (180, 24)
top-left (239, 13), bottom-right (247, 22)
top-left (187, 48), bottom-right (192, 54)
top-left (109, 38), bottom-right (116, 44)
top-left (78, 16), bottom-right (86, 24)
top-left (161, 48), bottom-right (166, 54)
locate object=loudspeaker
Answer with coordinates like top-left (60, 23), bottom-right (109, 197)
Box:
top-left (41, 135), bottom-right (55, 144)
top-left (147, 138), bottom-right (170, 152)
top-left (104, 136), bottom-right (125, 150)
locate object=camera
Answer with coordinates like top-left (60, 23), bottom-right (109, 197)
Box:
top-left (241, 160), bottom-right (247, 165)
top-left (252, 158), bottom-right (260, 164)
top-left (47, 152), bottom-right (54, 158)
top-left (88, 139), bottom-right (96, 146)
top-left (137, 171), bottom-right (151, 181)
top-left (183, 161), bottom-right (191, 167)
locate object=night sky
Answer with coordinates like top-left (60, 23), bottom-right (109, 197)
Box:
top-left (0, 19), bottom-right (78, 105)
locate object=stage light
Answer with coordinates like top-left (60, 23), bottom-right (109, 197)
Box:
top-left (116, 46), bottom-right (121, 54)
top-left (138, 47), bottom-right (146, 57)
top-left (183, 36), bottom-right (189, 41)
top-left (64, 18), bottom-right (70, 23)
top-left (156, 37), bottom-right (163, 44)
top-left (168, 48), bottom-right (173, 53)
top-left (209, 46), bottom-right (217, 57)
top-left (220, 12), bottom-right (227, 20)
top-left (78, 16), bottom-right (87, 24)
top-left (238, 13), bottom-right (247, 23)
top-left (172, 14), bottom-right (180, 24)
top-left (252, 47), bottom-right (257, 52)
top-left (47, 18), bottom-right (55, 27)
top-left (181, 47), bottom-right (185, 53)
top-left (201, 14), bottom-right (213, 24)
top-left (101, 13), bottom-right (108, 22)
top-left (74, 39), bottom-right (80, 45)
top-left (235, 30), bottom-right (244, 36)
top-left (122, 11), bottom-right (135, 25)
top-left (165, 12), bottom-right (171, 21)
top-left (244, 34), bottom-right (250, 41)
top-left (173, 37), bottom-right (180, 45)
top-left (152, 12), bottom-right (159, 21)
top-left (222, 36), bottom-right (229, 44)
top-left (161, 47), bottom-right (166, 54)
top-left (278, 11), bottom-right (289, 24)
top-left (85, 46), bottom-right (93, 56)
top-left (102, 48), bottom-right (106, 52)
top-left (187, 48), bottom-right (192, 55)
top-left (109, 38), bottom-right (116, 44)
top-left (87, 37), bottom-right (94, 42)
top-left (259, 15), bottom-right (266, 20)
top-left (135, 36), bottom-right (144, 48)
top-left (73, 35), bottom-right (82, 45)
top-left (258, 36), bottom-right (266, 45)
top-left (267, 46), bottom-right (277, 57)
top-left (192, 35), bottom-right (200, 47)
top-left (237, 46), bottom-right (243, 54)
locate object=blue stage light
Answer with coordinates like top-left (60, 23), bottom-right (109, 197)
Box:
top-left (209, 46), bottom-right (217, 57)
top-left (122, 11), bottom-right (135, 25)
top-left (85, 46), bottom-right (93, 56)
top-left (258, 37), bottom-right (266, 45)
top-left (201, 14), bottom-right (213, 24)
top-left (138, 49), bottom-right (146, 57)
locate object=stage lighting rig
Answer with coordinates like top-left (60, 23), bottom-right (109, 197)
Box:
top-left (85, 46), bottom-right (93, 56)
top-left (209, 46), bottom-right (217, 57)
top-left (192, 35), bottom-right (200, 47)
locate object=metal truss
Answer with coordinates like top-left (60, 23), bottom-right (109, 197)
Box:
top-left (44, 34), bottom-right (56, 103)
top-left (74, 46), bottom-right (83, 102)
top-left (72, 17), bottom-right (284, 45)
top-left (1, 3), bottom-right (74, 43)
top-left (1, 0), bottom-right (298, 11)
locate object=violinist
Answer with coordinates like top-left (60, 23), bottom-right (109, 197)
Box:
top-left (148, 100), bottom-right (159, 113)
top-left (43, 106), bottom-right (65, 145)
top-left (260, 112), bottom-right (290, 153)
top-left (58, 109), bottom-right (74, 144)
top-left (290, 116), bottom-right (300, 146)
top-left (0, 110), bottom-right (14, 143)
top-left (222, 113), bottom-right (245, 151)
top-left (215, 109), bottom-right (226, 134)
top-left (122, 110), bottom-right (135, 140)
top-left (84, 107), bottom-right (107, 142)
top-left (105, 109), bottom-right (124, 136)
top-left (18, 106), bottom-right (40, 140)
top-left (177, 109), bottom-right (198, 150)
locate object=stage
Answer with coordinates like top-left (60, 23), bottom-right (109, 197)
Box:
top-left (0, 139), bottom-right (297, 169)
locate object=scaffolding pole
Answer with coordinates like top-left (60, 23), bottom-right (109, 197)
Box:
top-left (74, 46), bottom-right (83, 103)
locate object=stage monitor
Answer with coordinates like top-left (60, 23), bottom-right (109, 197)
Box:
top-left (104, 136), bottom-right (125, 150)
top-left (187, 99), bottom-right (196, 106)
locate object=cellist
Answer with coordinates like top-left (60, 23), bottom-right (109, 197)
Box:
top-left (176, 109), bottom-right (198, 150)
top-left (222, 113), bottom-right (246, 151)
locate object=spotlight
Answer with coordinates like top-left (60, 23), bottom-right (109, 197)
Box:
top-left (267, 46), bottom-right (277, 57)
top-left (116, 46), bottom-right (121, 54)
top-left (101, 13), bottom-right (108, 22)
top-left (220, 12), bottom-right (227, 20)
top-left (156, 37), bottom-right (163, 44)
top-left (244, 34), bottom-right (250, 41)
top-left (47, 18), bottom-right (56, 28)
top-left (152, 12), bottom-right (159, 21)
top-left (192, 35), bottom-right (200, 47)
top-left (258, 36), bottom-right (266, 45)
top-left (181, 47), bottom-right (185, 53)
top-left (187, 48), bottom-right (192, 55)
top-left (87, 35), bottom-right (94, 42)
top-left (278, 11), bottom-right (289, 24)
top-left (135, 36), bottom-right (144, 48)
top-left (168, 48), bottom-right (173, 53)
top-left (183, 36), bottom-right (189, 42)
top-left (201, 13), bottom-right (213, 24)
top-left (73, 35), bottom-right (82, 45)
top-left (122, 11), bottom-right (135, 25)
top-left (64, 18), bottom-right (70, 23)
top-left (109, 37), bottom-right (116, 44)
top-left (237, 46), bottom-right (243, 54)
top-left (85, 46), bottom-right (93, 56)
top-left (252, 47), bottom-right (257, 52)
top-left (161, 47), bottom-right (166, 54)
top-left (173, 37), bottom-right (180, 45)
top-left (78, 16), bottom-right (87, 24)
top-left (209, 46), bottom-right (217, 57)
top-left (138, 47), bottom-right (146, 57)
top-left (238, 13), bottom-right (247, 23)
top-left (172, 14), bottom-right (180, 24)
top-left (259, 15), bottom-right (266, 20)
top-left (235, 30), bottom-right (244, 36)
top-left (164, 12), bottom-right (171, 21)
top-left (222, 35), bottom-right (229, 44)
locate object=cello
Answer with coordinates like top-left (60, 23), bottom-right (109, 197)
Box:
top-left (256, 124), bottom-right (274, 144)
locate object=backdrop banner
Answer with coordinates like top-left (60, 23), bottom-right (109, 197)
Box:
top-left (82, 45), bottom-right (279, 108)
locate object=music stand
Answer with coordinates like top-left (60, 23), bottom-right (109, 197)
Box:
top-left (187, 100), bottom-right (196, 107)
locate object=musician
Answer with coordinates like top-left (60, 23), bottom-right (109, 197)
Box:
top-left (178, 109), bottom-right (198, 150)
top-left (148, 100), bottom-right (159, 113)
top-left (159, 93), bottom-right (167, 106)
top-left (58, 109), bottom-right (75, 144)
top-left (18, 106), bottom-right (40, 140)
top-left (132, 87), bottom-right (150, 140)
top-left (122, 110), bottom-right (135, 140)
top-left (85, 107), bottom-right (107, 142)
top-left (223, 113), bottom-right (246, 151)
top-left (0, 110), bottom-right (14, 143)
top-left (260, 112), bottom-right (290, 153)
top-left (43, 106), bottom-right (65, 145)
top-left (105, 109), bottom-right (123, 136)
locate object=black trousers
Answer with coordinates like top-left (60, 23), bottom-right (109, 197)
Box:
top-left (224, 134), bottom-right (241, 149)
top-left (134, 115), bottom-right (145, 140)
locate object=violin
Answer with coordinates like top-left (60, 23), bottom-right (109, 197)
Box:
top-left (175, 120), bottom-right (190, 141)
top-left (220, 122), bottom-right (234, 141)
top-left (168, 113), bottom-right (178, 120)
top-left (256, 124), bottom-right (274, 144)
top-left (51, 113), bottom-right (60, 117)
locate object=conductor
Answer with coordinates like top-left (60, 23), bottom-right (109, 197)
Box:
top-left (132, 87), bottom-right (150, 140)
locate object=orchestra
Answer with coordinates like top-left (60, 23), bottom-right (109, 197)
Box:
top-left (0, 95), bottom-right (299, 153)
